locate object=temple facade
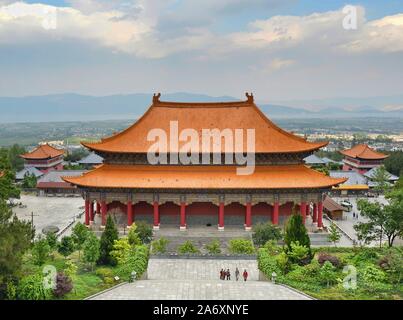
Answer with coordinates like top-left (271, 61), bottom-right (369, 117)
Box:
top-left (63, 93), bottom-right (346, 231)
top-left (340, 144), bottom-right (388, 174)
top-left (20, 144), bottom-right (64, 174)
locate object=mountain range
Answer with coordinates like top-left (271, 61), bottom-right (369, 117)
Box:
top-left (0, 92), bottom-right (402, 123)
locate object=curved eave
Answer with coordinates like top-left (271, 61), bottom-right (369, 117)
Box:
top-left (62, 165), bottom-right (347, 190)
top-left (81, 141), bottom-right (328, 154)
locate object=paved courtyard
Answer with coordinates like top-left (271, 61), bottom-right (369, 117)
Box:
top-left (90, 258), bottom-right (310, 300)
top-left (12, 194), bottom-right (84, 236)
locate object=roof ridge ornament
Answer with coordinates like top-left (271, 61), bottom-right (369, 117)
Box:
top-left (245, 92), bottom-right (254, 103)
top-left (153, 93), bottom-right (161, 104)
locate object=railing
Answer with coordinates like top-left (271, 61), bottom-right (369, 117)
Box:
top-left (150, 253), bottom-right (257, 260)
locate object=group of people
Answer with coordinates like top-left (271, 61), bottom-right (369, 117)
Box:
top-left (352, 212), bottom-right (359, 219)
top-left (220, 267), bottom-right (248, 281)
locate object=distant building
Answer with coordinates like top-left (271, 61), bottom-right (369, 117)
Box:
top-left (20, 144), bottom-right (65, 174)
top-left (330, 170), bottom-right (369, 195)
top-left (303, 154), bottom-right (326, 166)
top-left (37, 170), bottom-right (87, 196)
top-left (364, 167), bottom-right (399, 188)
top-left (323, 195), bottom-right (345, 220)
top-left (15, 167), bottom-right (44, 181)
top-left (78, 152), bottom-right (103, 169)
top-left (340, 144), bottom-right (388, 174)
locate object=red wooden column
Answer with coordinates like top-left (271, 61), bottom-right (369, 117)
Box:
top-left (127, 200), bottom-right (133, 227)
top-left (101, 201), bottom-right (107, 227)
top-left (89, 201), bottom-right (94, 224)
top-left (272, 202), bottom-right (279, 225)
top-left (245, 202), bottom-right (252, 230)
top-left (313, 203), bottom-right (318, 223)
top-left (317, 201), bottom-right (324, 228)
top-left (300, 201), bottom-right (307, 225)
top-left (84, 199), bottom-right (90, 226)
top-left (180, 202), bottom-right (186, 230)
top-left (153, 201), bottom-right (160, 230)
top-left (96, 202), bottom-right (101, 214)
top-left (218, 202), bottom-right (225, 230)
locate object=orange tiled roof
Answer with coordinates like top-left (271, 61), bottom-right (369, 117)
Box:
top-left (340, 144), bottom-right (388, 160)
top-left (62, 164), bottom-right (346, 190)
top-left (82, 94), bottom-right (327, 154)
top-left (20, 144), bottom-right (64, 160)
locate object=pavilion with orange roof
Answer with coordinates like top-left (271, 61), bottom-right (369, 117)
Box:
top-left (340, 144), bottom-right (389, 174)
top-left (63, 93), bottom-right (346, 231)
top-left (20, 143), bottom-right (65, 174)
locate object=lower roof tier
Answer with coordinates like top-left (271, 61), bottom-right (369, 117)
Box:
top-left (62, 164), bottom-right (347, 190)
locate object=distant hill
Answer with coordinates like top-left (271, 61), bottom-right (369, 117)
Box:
top-left (0, 93), bottom-right (402, 123)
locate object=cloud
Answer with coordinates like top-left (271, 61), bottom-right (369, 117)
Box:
top-left (268, 58), bottom-right (295, 70)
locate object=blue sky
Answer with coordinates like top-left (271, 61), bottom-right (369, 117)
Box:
top-left (1, 0), bottom-right (403, 104)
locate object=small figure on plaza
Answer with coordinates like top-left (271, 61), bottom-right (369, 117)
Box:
top-left (235, 267), bottom-right (240, 281)
top-left (243, 269), bottom-right (248, 282)
top-left (226, 269), bottom-right (231, 280)
top-left (220, 268), bottom-right (225, 280)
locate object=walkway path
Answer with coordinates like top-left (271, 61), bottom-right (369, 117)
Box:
top-left (90, 258), bottom-right (310, 300)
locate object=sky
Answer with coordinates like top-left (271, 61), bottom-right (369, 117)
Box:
top-left (0, 0), bottom-right (403, 102)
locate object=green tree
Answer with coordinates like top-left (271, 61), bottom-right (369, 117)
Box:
top-left (98, 215), bottom-right (119, 266)
top-left (71, 222), bottom-right (89, 259)
top-left (328, 223), bottom-right (341, 246)
top-left (252, 222), bottom-right (282, 247)
top-left (127, 224), bottom-right (141, 246)
top-left (228, 239), bottom-right (255, 254)
top-left (45, 232), bottom-right (58, 251)
top-left (384, 151), bottom-right (403, 176)
top-left (0, 199), bottom-right (32, 298)
top-left (205, 239), bottom-right (221, 254)
top-left (58, 236), bottom-right (75, 258)
top-left (134, 221), bottom-right (153, 244)
top-left (7, 144), bottom-right (26, 171)
top-left (151, 237), bottom-right (169, 254)
top-left (284, 211), bottom-right (311, 255)
top-left (356, 198), bottom-right (403, 247)
top-left (178, 240), bottom-right (200, 254)
top-left (21, 173), bottom-right (37, 189)
top-left (111, 237), bottom-right (131, 264)
top-left (83, 232), bottom-right (100, 271)
top-left (32, 236), bottom-right (51, 265)
top-left (372, 166), bottom-right (391, 193)
top-left (354, 221), bottom-right (377, 246)
top-left (0, 150), bottom-right (20, 200)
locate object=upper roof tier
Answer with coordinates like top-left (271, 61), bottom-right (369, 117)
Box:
top-left (20, 144), bottom-right (64, 160)
top-left (82, 93), bottom-right (327, 154)
top-left (340, 144), bottom-right (388, 160)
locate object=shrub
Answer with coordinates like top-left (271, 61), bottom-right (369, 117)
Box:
top-left (284, 212), bottom-right (311, 255)
top-left (18, 274), bottom-right (52, 300)
top-left (360, 265), bottom-right (386, 283)
top-left (58, 236), bottom-right (75, 258)
top-left (52, 272), bottom-right (73, 298)
top-left (95, 267), bottom-right (114, 281)
top-left (71, 222), bottom-right (89, 259)
top-left (286, 265), bottom-right (307, 282)
top-left (317, 253), bottom-right (342, 268)
top-left (252, 222), bottom-right (282, 247)
top-left (128, 225), bottom-right (142, 246)
top-left (178, 240), bottom-right (200, 254)
top-left (378, 248), bottom-right (403, 285)
top-left (32, 236), bottom-right (51, 265)
top-left (275, 252), bottom-right (290, 274)
top-left (134, 221), bottom-right (153, 244)
top-left (111, 238), bottom-right (131, 264)
top-left (228, 239), bottom-right (255, 254)
top-left (63, 261), bottom-right (77, 279)
top-left (116, 245), bottom-right (149, 281)
top-left (263, 240), bottom-right (281, 256)
top-left (258, 248), bottom-right (280, 277)
top-left (205, 239), bottom-right (221, 255)
top-left (287, 241), bottom-right (311, 265)
top-left (319, 261), bottom-right (337, 287)
top-left (98, 215), bottom-right (118, 266)
top-left (151, 237), bottom-right (169, 254)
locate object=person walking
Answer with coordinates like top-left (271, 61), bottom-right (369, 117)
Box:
top-left (243, 269), bottom-right (248, 282)
top-left (226, 269), bottom-right (231, 280)
top-left (220, 269), bottom-right (224, 280)
top-left (235, 267), bottom-right (240, 281)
